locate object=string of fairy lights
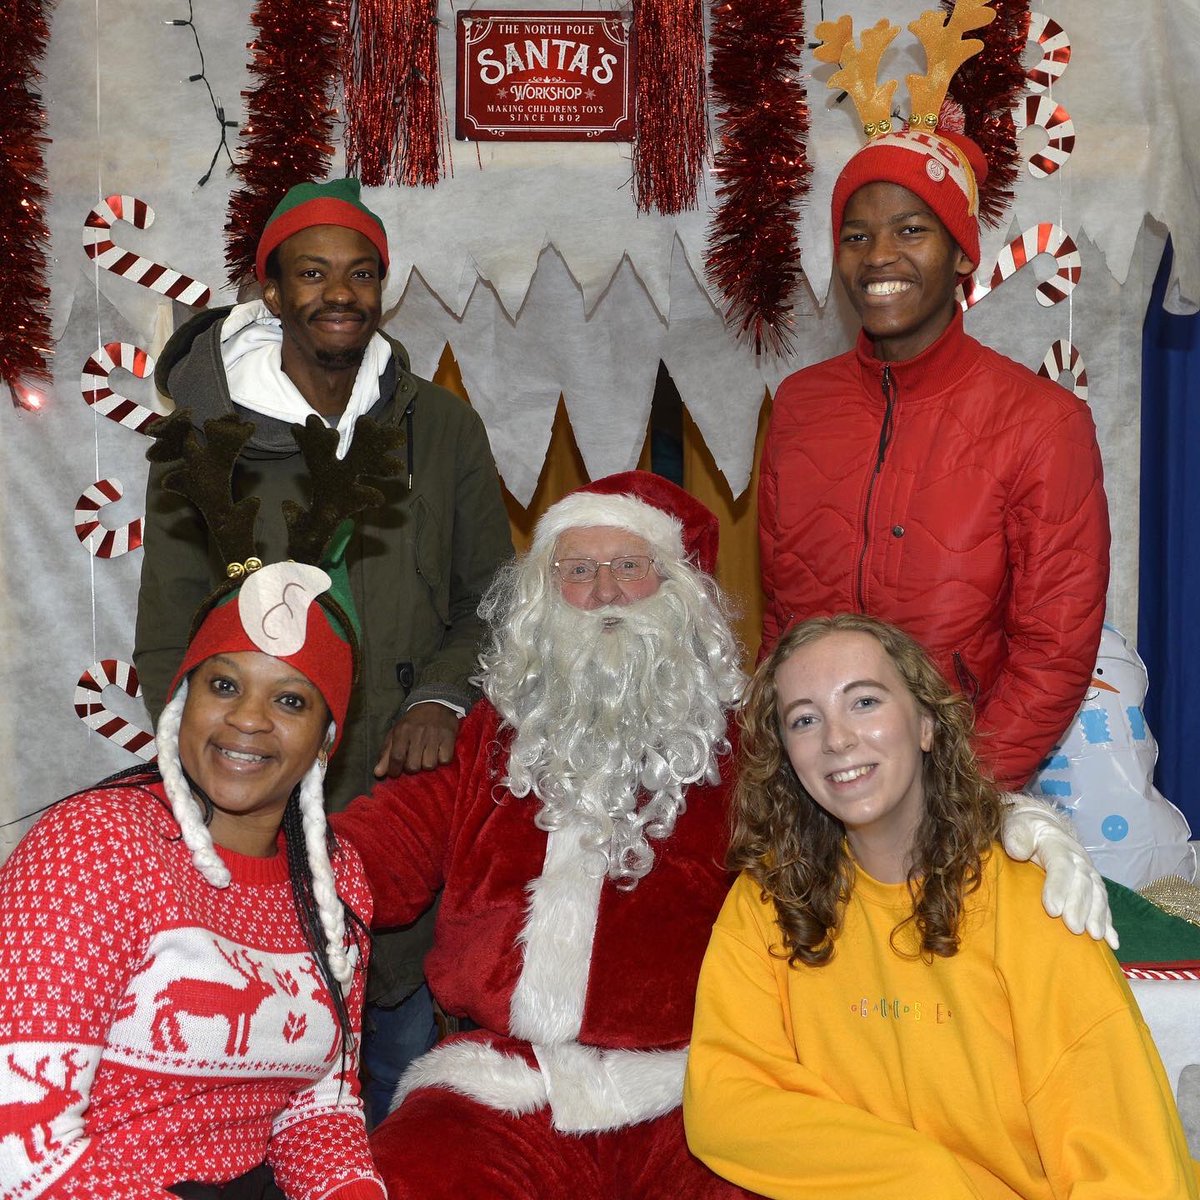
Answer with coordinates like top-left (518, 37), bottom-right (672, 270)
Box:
top-left (162, 0), bottom-right (239, 187)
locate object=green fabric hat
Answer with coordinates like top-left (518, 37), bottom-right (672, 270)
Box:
top-left (1107, 877), bottom-right (1200, 968)
top-left (317, 518), bottom-right (360, 647)
top-left (255, 177), bottom-right (389, 283)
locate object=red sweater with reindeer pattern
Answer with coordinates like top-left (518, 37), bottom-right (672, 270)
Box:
top-left (0, 783), bottom-right (383, 1200)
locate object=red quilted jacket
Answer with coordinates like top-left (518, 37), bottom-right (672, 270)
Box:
top-left (758, 312), bottom-right (1110, 791)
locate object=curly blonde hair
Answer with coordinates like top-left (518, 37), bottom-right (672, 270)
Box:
top-left (730, 614), bottom-right (1002, 966)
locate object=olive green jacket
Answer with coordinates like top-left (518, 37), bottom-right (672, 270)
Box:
top-left (134, 305), bottom-right (513, 999)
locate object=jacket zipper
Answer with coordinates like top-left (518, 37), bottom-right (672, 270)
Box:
top-left (855, 365), bottom-right (896, 611)
top-left (953, 652), bottom-right (980, 703)
top-left (404, 397), bottom-right (416, 489)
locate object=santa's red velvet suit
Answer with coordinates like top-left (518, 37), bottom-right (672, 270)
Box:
top-left (333, 701), bottom-right (750, 1198)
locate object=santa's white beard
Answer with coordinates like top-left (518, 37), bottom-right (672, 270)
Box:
top-left (483, 580), bottom-right (738, 886)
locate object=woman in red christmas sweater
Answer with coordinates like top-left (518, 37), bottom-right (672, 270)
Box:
top-left (0, 418), bottom-right (387, 1200)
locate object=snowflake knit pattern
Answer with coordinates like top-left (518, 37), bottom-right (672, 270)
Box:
top-left (0, 784), bottom-right (384, 1200)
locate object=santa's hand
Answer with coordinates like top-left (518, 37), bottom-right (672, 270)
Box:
top-left (1001, 795), bottom-right (1119, 950)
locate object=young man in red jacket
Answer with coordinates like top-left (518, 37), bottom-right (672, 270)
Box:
top-left (759, 120), bottom-right (1110, 792)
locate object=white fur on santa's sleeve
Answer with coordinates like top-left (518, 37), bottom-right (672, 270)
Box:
top-left (534, 1042), bottom-right (688, 1132)
top-left (389, 1038), bottom-right (547, 1117)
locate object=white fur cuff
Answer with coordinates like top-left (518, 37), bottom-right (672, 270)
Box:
top-left (535, 1043), bottom-right (687, 1133)
top-left (390, 1039), bottom-right (547, 1117)
top-left (388, 1039), bottom-right (687, 1134)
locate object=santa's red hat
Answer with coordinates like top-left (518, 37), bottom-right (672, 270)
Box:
top-left (532, 471), bottom-right (720, 576)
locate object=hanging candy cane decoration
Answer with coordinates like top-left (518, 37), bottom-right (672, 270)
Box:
top-left (82, 196), bottom-right (212, 307)
top-left (74, 477), bottom-right (143, 558)
top-left (958, 224), bottom-right (1081, 310)
top-left (81, 341), bottom-right (161, 434)
top-left (74, 659), bottom-right (156, 760)
top-left (1037, 339), bottom-right (1089, 403)
top-left (1024, 13), bottom-right (1071, 93)
top-left (1013, 93), bottom-right (1076, 178)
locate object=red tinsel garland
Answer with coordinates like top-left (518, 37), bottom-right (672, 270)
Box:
top-left (0, 0), bottom-right (54, 403)
top-left (633, 0), bottom-right (707, 215)
top-left (944, 0), bottom-right (1030, 227)
top-left (705, 0), bottom-right (810, 354)
top-left (344, 0), bottom-right (443, 188)
top-left (224, 0), bottom-right (348, 287)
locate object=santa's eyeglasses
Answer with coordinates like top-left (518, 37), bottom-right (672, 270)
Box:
top-left (552, 555), bottom-right (655, 584)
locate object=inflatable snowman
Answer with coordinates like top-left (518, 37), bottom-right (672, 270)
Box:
top-left (1029, 625), bottom-right (1196, 889)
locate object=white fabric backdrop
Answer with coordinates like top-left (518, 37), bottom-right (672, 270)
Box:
top-left (2, 0), bottom-right (1198, 841)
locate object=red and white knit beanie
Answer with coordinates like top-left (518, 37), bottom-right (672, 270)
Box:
top-left (831, 118), bottom-right (988, 271)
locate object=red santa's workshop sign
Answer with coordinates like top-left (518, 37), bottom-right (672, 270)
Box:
top-left (456, 11), bottom-right (634, 141)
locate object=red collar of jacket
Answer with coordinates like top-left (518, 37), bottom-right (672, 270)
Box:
top-left (852, 309), bottom-right (983, 405)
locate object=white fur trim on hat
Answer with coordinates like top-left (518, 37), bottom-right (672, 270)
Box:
top-left (532, 493), bottom-right (685, 561)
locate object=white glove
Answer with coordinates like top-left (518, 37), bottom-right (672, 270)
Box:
top-left (1001, 794), bottom-right (1119, 950)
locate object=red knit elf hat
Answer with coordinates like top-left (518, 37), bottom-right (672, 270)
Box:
top-left (532, 471), bottom-right (720, 576)
top-left (255, 177), bottom-right (389, 283)
top-left (818, 0), bottom-right (996, 271)
top-left (169, 527), bottom-right (358, 752)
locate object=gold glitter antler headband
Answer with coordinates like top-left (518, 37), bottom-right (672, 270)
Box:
top-left (907, 0), bottom-right (996, 131)
top-left (813, 15), bottom-right (901, 139)
top-left (815, 0), bottom-right (996, 139)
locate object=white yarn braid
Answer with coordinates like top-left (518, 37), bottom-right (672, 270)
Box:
top-left (155, 681), bottom-right (232, 888)
top-left (298, 737), bottom-right (353, 991)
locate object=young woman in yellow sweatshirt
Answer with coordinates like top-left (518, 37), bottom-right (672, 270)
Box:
top-left (684, 613), bottom-right (1198, 1200)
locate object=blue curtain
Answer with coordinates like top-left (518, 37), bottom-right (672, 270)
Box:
top-left (1139, 240), bottom-right (1200, 830)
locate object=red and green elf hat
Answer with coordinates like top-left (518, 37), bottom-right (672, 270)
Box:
top-left (169, 522), bottom-right (359, 752)
top-left (255, 177), bottom-right (389, 284)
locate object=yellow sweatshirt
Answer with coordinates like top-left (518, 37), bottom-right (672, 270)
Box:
top-left (684, 850), bottom-right (1198, 1199)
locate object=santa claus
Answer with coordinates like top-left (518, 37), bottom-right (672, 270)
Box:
top-left (333, 472), bottom-right (1111, 1199)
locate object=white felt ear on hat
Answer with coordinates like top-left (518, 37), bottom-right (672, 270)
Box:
top-left (239, 562), bottom-right (333, 657)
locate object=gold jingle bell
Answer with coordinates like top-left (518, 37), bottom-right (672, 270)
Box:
top-left (226, 556), bottom-right (263, 580)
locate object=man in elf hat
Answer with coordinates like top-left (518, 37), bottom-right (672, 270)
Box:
top-left (759, 1), bottom-right (1110, 796)
top-left (333, 470), bottom-right (1113, 1199)
top-left (135, 177), bottom-right (513, 1122)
